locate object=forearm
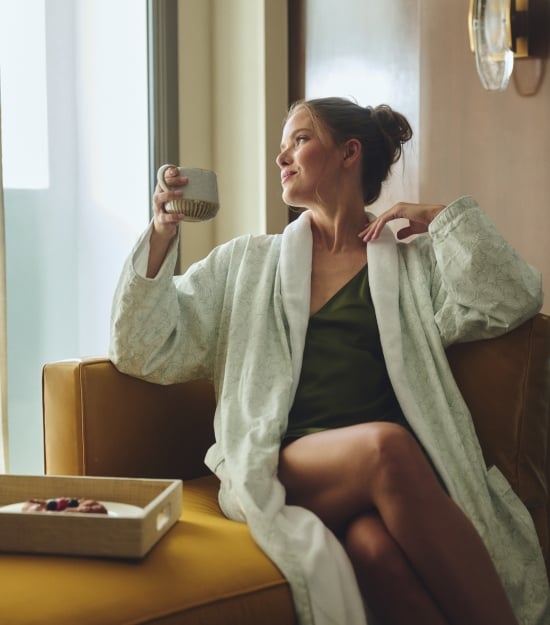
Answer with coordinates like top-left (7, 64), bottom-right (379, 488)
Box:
top-left (110, 261), bottom-right (180, 382)
top-left (109, 272), bottom-right (211, 385)
top-left (109, 224), bottom-right (184, 381)
top-left (147, 227), bottom-right (179, 278)
top-left (109, 227), bottom-right (227, 384)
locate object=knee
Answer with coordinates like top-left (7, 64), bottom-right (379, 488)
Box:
top-left (364, 423), bottom-right (423, 492)
top-left (345, 515), bottom-right (405, 581)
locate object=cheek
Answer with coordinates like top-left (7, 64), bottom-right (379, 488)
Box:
top-left (308, 158), bottom-right (332, 187)
top-left (298, 150), bottom-right (324, 180)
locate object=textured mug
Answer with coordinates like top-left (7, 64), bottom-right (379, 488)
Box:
top-left (157, 164), bottom-right (219, 222)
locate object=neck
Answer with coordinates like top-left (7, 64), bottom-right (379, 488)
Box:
top-left (310, 203), bottom-right (367, 253)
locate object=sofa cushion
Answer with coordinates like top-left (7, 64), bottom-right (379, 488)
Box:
top-left (0, 475), bottom-right (297, 625)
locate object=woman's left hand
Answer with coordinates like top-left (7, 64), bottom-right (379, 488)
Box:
top-left (358, 201), bottom-right (445, 243)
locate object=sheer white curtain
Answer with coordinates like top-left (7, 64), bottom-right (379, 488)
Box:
top-left (0, 103), bottom-right (8, 472)
top-left (0, 0), bottom-right (148, 473)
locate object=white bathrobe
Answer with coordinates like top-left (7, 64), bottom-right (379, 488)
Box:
top-left (110, 196), bottom-right (550, 625)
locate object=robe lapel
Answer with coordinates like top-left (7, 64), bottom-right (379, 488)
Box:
top-left (279, 211), bottom-right (313, 394)
top-left (367, 226), bottom-right (424, 431)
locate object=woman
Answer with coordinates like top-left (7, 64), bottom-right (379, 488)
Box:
top-left (110, 97), bottom-right (549, 625)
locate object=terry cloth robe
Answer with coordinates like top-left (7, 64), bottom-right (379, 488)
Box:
top-left (110, 195), bottom-right (550, 625)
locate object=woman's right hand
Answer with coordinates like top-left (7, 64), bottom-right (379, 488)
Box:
top-left (152, 167), bottom-right (189, 241)
top-left (147, 168), bottom-right (189, 278)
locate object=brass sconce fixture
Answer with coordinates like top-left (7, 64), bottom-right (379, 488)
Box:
top-left (468, 0), bottom-right (548, 91)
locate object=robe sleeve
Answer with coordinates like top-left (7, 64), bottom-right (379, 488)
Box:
top-left (109, 224), bottom-right (230, 384)
top-left (424, 196), bottom-right (543, 346)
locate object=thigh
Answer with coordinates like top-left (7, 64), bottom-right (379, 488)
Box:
top-left (277, 422), bottom-right (414, 532)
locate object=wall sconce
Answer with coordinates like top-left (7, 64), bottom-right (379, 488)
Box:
top-left (468, 0), bottom-right (532, 91)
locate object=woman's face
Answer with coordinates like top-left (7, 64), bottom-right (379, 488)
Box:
top-left (276, 108), bottom-right (340, 208)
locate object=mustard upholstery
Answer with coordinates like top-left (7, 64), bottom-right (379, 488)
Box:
top-left (1, 476), bottom-right (296, 625)
top-left (0, 313), bottom-right (548, 624)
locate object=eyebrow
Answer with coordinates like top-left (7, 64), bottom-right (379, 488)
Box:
top-left (280, 127), bottom-right (313, 151)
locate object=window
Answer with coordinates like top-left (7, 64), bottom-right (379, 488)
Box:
top-left (0, 0), bottom-right (49, 189)
top-left (0, 0), bottom-right (149, 473)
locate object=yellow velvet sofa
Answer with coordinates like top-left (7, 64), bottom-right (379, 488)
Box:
top-left (0, 314), bottom-right (548, 625)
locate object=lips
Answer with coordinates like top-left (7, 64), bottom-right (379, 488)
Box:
top-left (281, 170), bottom-right (296, 184)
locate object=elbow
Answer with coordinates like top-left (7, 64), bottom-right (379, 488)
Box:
top-left (497, 269), bottom-right (543, 331)
top-left (108, 336), bottom-right (150, 380)
top-left (522, 268), bottom-right (543, 319)
top-left (108, 345), bottom-right (138, 378)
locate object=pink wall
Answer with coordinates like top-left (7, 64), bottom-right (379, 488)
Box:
top-left (419, 0), bottom-right (550, 313)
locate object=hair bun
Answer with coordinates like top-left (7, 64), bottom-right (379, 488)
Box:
top-left (369, 104), bottom-right (413, 165)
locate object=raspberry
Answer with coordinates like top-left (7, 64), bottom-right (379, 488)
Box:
top-left (56, 498), bottom-right (69, 511)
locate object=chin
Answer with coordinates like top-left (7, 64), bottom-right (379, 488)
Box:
top-left (282, 191), bottom-right (306, 209)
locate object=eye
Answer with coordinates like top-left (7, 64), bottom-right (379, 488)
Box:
top-left (295, 135), bottom-right (309, 145)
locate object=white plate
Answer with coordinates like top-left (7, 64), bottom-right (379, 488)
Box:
top-left (0, 501), bottom-right (143, 517)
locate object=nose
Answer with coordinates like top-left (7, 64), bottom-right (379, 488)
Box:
top-left (276, 147), bottom-right (291, 169)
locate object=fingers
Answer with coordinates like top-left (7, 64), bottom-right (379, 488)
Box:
top-left (358, 201), bottom-right (445, 243)
top-left (358, 218), bottom-right (386, 243)
top-left (153, 183), bottom-right (180, 213)
top-left (162, 167), bottom-right (189, 189)
top-left (152, 176), bottom-right (191, 214)
top-left (154, 166), bottom-right (189, 218)
top-left (151, 183), bottom-right (187, 238)
top-left (358, 207), bottom-right (399, 242)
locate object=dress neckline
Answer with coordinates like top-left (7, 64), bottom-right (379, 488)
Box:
top-left (310, 263), bottom-right (368, 318)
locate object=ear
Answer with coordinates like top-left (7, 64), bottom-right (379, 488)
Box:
top-left (342, 139), bottom-right (362, 166)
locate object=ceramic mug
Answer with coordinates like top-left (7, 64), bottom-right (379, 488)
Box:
top-left (157, 164), bottom-right (220, 222)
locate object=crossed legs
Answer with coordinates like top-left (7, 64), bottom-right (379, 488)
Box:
top-left (277, 422), bottom-right (519, 625)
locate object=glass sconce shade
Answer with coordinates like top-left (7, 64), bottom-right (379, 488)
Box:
top-left (470, 0), bottom-right (515, 90)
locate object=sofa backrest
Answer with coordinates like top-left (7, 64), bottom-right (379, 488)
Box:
top-left (43, 359), bottom-right (216, 480)
top-left (447, 313), bottom-right (550, 565)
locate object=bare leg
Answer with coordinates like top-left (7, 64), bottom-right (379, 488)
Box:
top-left (345, 512), bottom-right (448, 624)
top-left (278, 422), bottom-right (519, 625)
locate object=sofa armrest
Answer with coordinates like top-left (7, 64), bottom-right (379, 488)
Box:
top-left (42, 358), bottom-right (216, 480)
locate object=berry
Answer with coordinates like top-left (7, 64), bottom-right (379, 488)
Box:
top-left (56, 498), bottom-right (69, 511)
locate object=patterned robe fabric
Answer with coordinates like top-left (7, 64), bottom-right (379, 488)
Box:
top-left (110, 196), bottom-right (549, 625)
